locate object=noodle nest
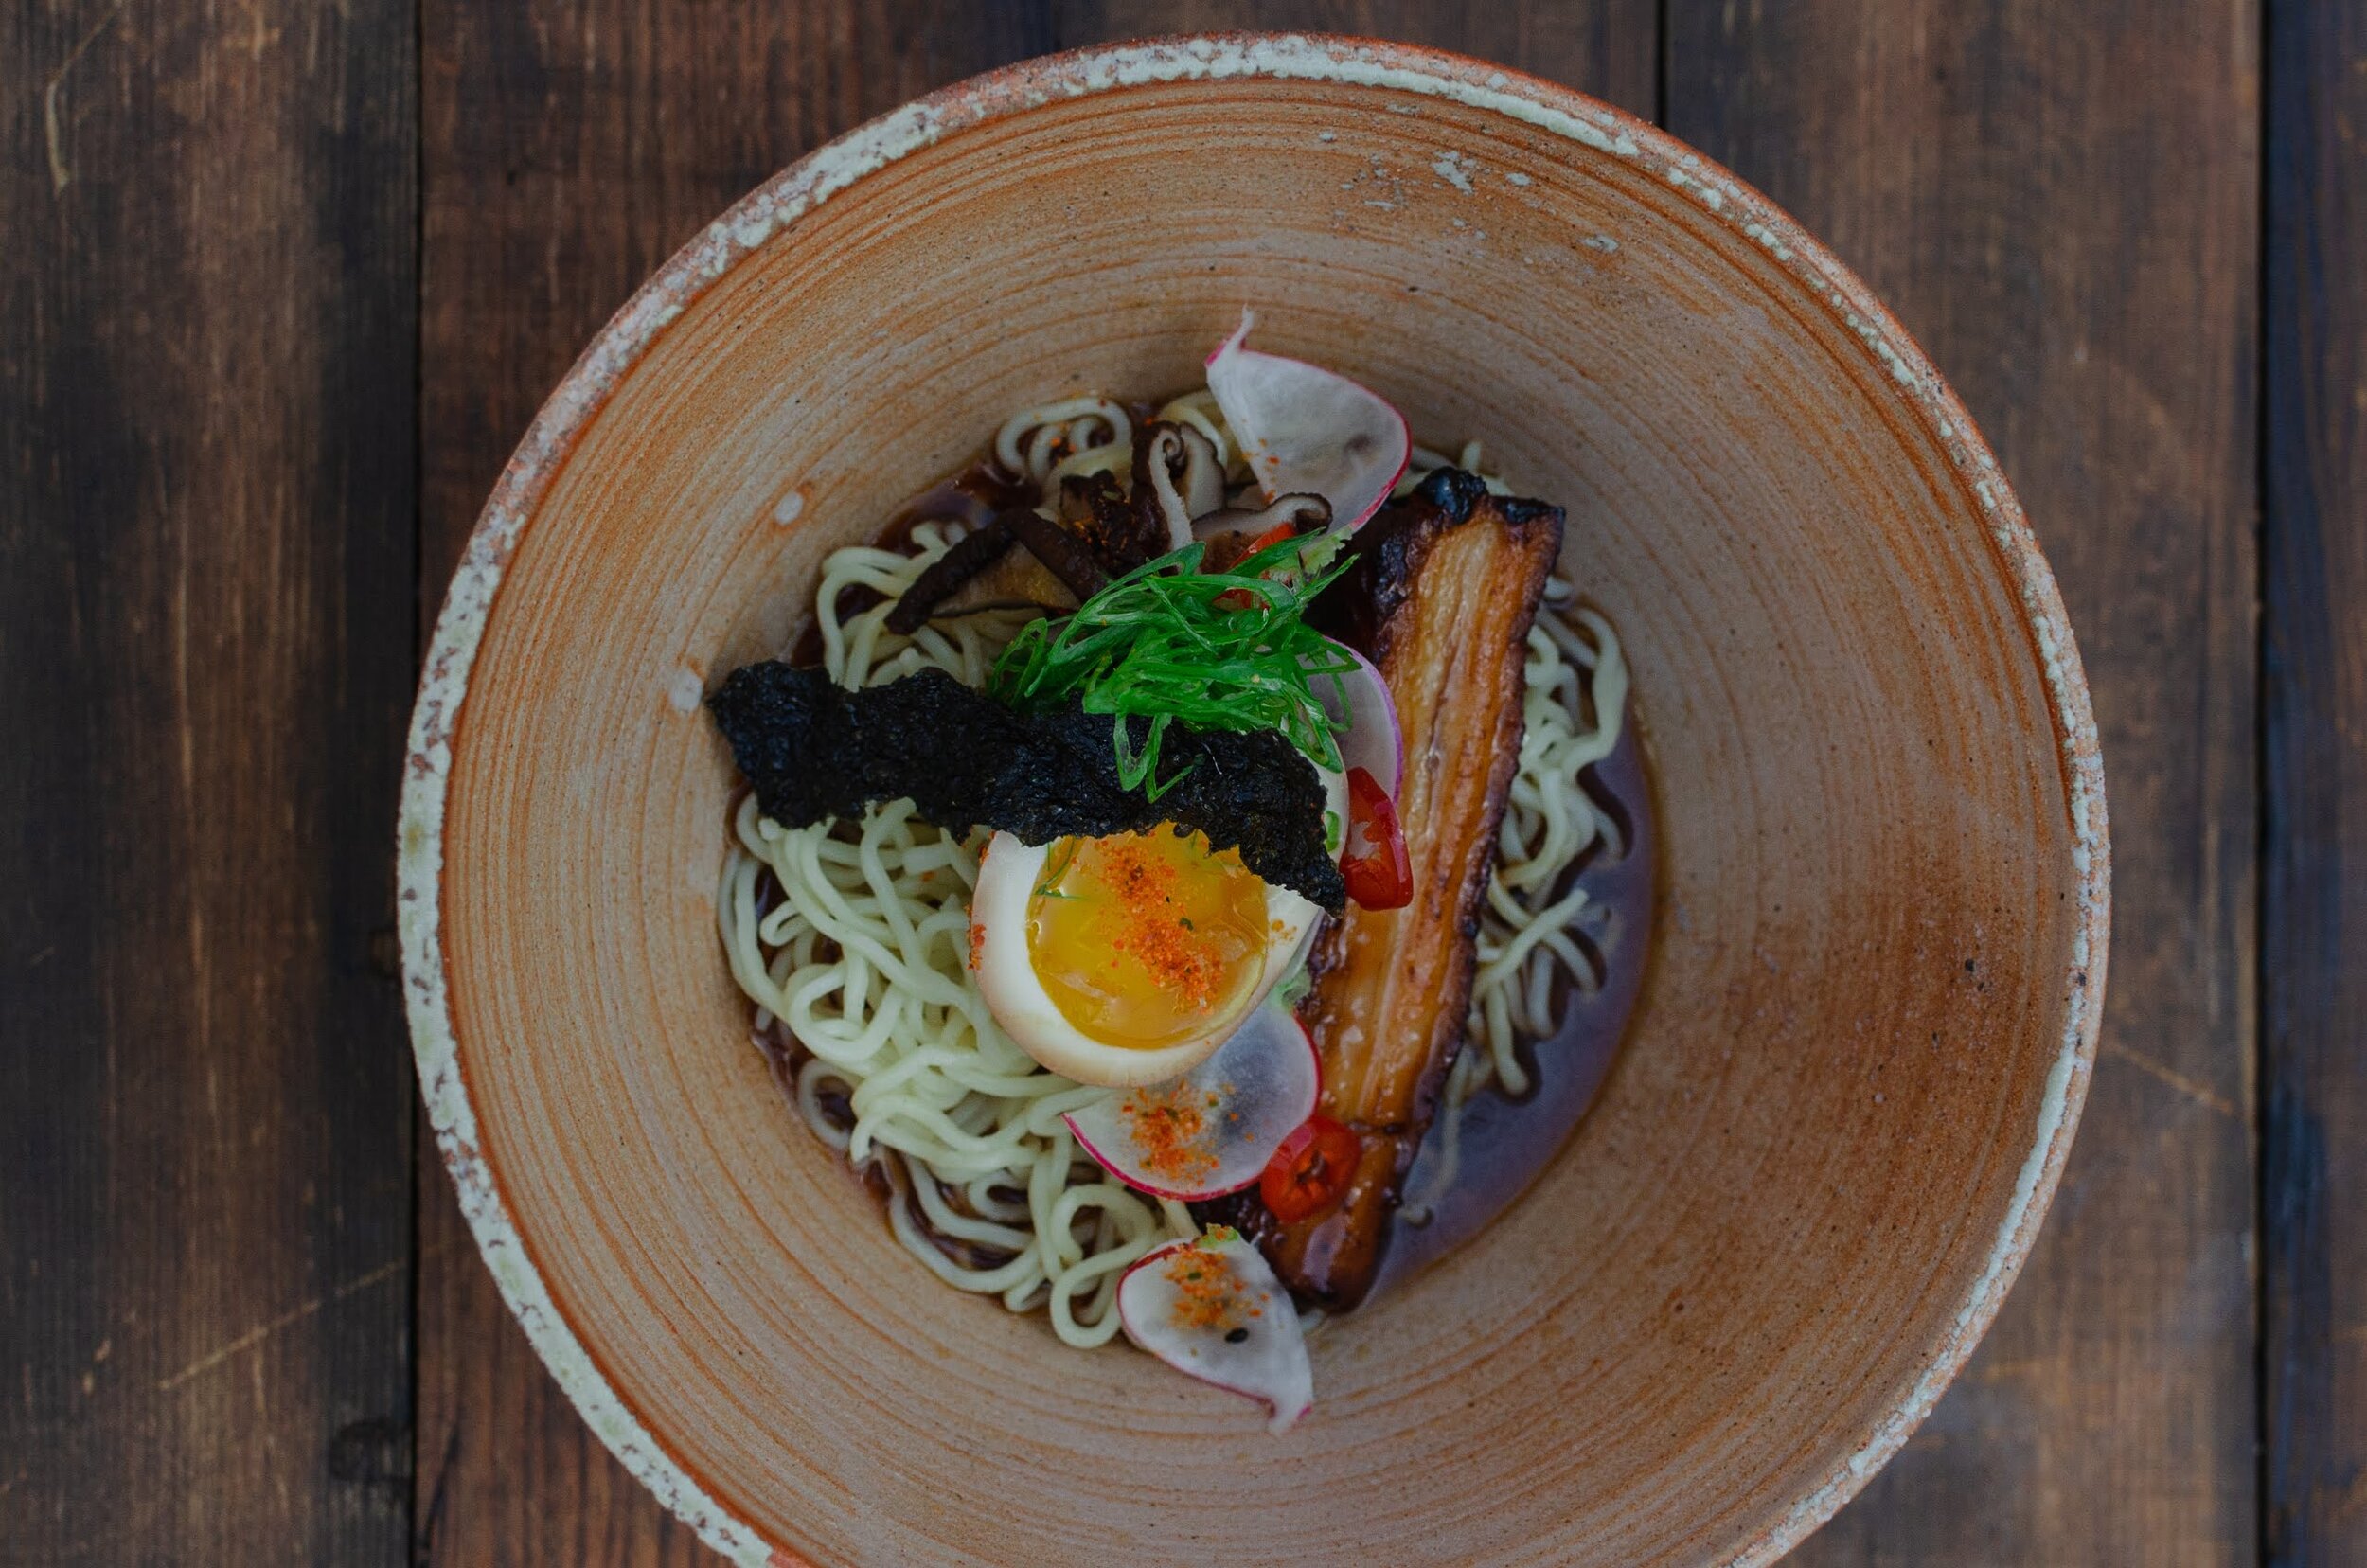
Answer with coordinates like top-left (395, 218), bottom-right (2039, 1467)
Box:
top-left (718, 410), bottom-right (1627, 1348)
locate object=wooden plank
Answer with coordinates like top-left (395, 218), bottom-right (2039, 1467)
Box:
top-left (1048, 0), bottom-right (1659, 120)
top-left (0, 1), bottom-right (418, 1561)
top-left (1668, 3), bottom-right (2259, 1561)
top-left (414, 6), bottom-right (1655, 1562)
top-left (2264, 0), bottom-right (2367, 1559)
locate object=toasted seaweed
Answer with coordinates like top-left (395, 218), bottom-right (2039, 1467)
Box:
top-left (707, 663), bottom-right (1346, 910)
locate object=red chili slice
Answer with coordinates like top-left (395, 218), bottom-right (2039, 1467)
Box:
top-left (1244, 521), bottom-right (1300, 556)
top-left (1339, 764), bottom-right (1412, 910)
top-left (1259, 1115), bottom-right (1361, 1223)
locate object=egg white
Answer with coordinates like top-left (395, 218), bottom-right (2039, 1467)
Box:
top-left (969, 829), bottom-right (1325, 1090)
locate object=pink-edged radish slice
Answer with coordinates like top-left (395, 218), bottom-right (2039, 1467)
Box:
top-left (1311, 638), bottom-right (1402, 799)
top-left (1205, 312), bottom-right (1410, 534)
top-left (1063, 1004), bottom-right (1320, 1201)
top-left (1118, 1230), bottom-right (1313, 1433)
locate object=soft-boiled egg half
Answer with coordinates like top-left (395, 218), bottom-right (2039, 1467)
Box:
top-left (970, 819), bottom-right (1328, 1088)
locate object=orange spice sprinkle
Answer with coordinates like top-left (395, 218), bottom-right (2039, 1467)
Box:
top-left (1120, 1080), bottom-right (1222, 1186)
top-left (1162, 1240), bottom-right (1250, 1333)
top-left (1096, 835), bottom-right (1222, 1011)
top-left (968, 920), bottom-right (986, 971)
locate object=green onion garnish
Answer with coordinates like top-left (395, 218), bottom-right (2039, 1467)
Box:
top-left (988, 533), bottom-right (1357, 799)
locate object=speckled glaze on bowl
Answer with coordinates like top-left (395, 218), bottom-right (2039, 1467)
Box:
top-left (400, 33), bottom-right (2109, 1568)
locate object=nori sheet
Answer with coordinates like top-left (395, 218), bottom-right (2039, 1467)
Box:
top-left (707, 663), bottom-right (1346, 910)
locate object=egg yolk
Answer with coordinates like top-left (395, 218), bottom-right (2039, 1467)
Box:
top-left (1025, 826), bottom-right (1271, 1051)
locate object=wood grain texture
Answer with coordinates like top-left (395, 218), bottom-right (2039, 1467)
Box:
top-left (2264, 0), bottom-right (2367, 1560)
top-left (0, 0), bottom-right (2308, 1560)
top-left (415, 9), bottom-right (1654, 1564)
top-left (1669, 2), bottom-right (2260, 1561)
top-left (0, 0), bottom-right (417, 1561)
top-left (1047, 0), bottom-right (1659, 121)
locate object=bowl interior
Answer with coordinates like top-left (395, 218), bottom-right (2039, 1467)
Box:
top-left (433, 64), bottom-right (2090, 1567)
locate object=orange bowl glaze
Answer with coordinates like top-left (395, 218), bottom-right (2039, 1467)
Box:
top-left (400, 34), bottom-right (2109, 1568)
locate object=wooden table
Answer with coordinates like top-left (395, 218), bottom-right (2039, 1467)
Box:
top-left (3, 2), bottom-right (2355, 1562)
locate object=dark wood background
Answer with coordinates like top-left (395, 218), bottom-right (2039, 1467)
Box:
top-left (3, 0), bottom-right (2356, 1561)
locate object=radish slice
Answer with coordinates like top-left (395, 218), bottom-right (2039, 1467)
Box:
top-left (1312, 639), bottom-right (1402, 799)
top-left (1064, 1004), bottom-right (1321, 1201)
top-left (1206, 312), bottom-right (1410, 534)
top-left (1118, 1230), bottom-right (1313, 1433)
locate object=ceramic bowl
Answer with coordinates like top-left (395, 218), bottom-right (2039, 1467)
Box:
top-left (401, 33), bottom-right (2108, 1568)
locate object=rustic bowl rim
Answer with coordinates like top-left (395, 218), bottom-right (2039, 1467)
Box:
top-left (398, 30), bottom-right (2111, 1568)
